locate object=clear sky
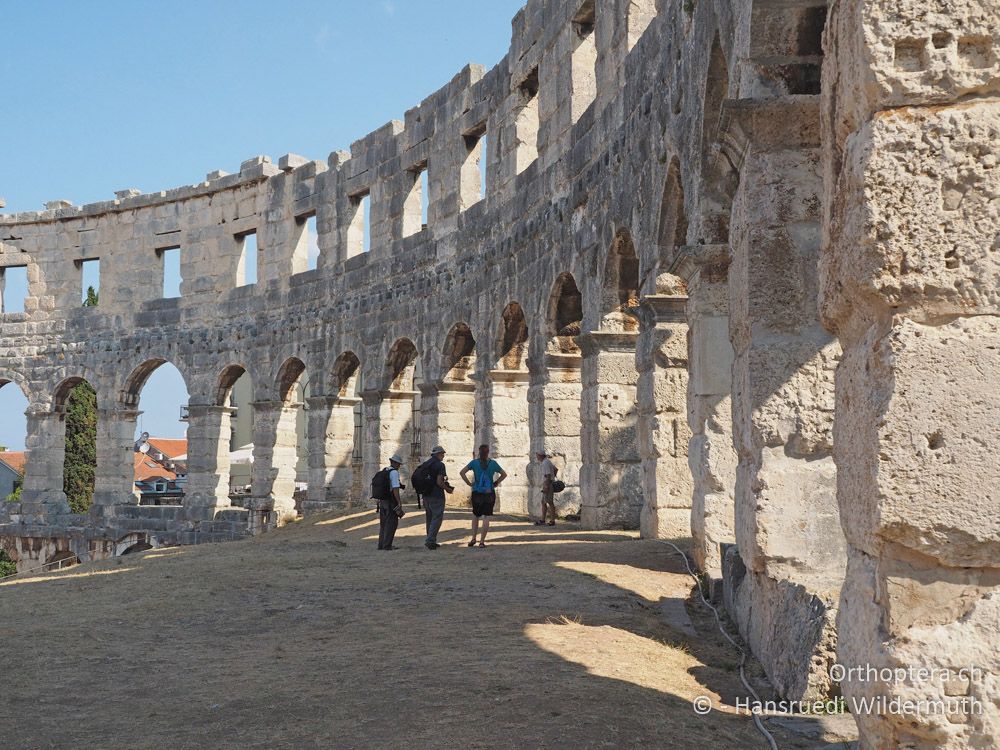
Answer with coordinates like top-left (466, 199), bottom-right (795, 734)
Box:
top-left (0, 0), bottom-right (525, 452)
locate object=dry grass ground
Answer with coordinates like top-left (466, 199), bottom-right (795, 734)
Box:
top-left (0, 508), bottom-right (855, 749)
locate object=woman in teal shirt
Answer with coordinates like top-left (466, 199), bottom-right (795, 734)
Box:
top-left (459, 444), bottom-right (507, 547)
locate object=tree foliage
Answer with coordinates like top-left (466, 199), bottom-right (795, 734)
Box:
top-left (64, 381), bottom-right (97, 514)
top-left (0, 549), bottom-right (14, 578)
top-left (61, 288), bottom-right (100, 514)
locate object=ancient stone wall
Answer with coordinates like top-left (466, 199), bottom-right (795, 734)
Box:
top-left (0, 0), bottom-right (996, 745)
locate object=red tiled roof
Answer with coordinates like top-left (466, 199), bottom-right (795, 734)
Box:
top-left (133, 453), bottom-right (177, 483)
top-left (0, 451), bottom-right (26, 475)
top-left (147, 438), bottom-right (187, 459)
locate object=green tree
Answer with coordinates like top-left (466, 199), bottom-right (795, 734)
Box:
top-left (60, 287), bottom-right (101, 514)
top-left (4, 485), bottom-right (21, 503)
top-left (0, 549), bottom-right (15, 578)
top-left (63, 381), bottom-right (97, 513)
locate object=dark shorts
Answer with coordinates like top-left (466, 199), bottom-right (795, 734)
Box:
top-left (471, 491), bottom-right (496, 517)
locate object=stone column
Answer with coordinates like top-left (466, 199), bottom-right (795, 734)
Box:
top-left (725, 97), bottom-right (843, 700)
top-left (635, 296), bottom-right (691, 539)
top-left (579, 331), bottom-right (643, 530)
top-left (18, 409), bottom-right (70, 518)
top-left (183, 404), bottom-right (235, 511)
top-left (92, 407), bottom-right (141, 511)
top-left (419, 381), bottom-right (476, 507)
top-left (305, 395), bottom-right (360, 509)
top-left (823, 5), bottom-right (1000, 746)
top-left (486, 370), bottom-right (531, 514)
top-left (248, 400), bottom-right (297, 522)
top-left (527, 354), bottom-right (583, 519)
top-left (676, 245), bottom-right (737, 576)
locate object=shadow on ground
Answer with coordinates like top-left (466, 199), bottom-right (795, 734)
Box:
top-left (0, 506), bottom-right (857, 749)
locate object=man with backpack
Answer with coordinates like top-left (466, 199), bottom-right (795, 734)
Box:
top-left (411, 445), bottom-right (452, 550)
top-left (373, 454), bottom-right (405, 550)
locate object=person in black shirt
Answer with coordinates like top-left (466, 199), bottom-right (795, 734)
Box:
top-left (423, 445), bottom-right (452, 549)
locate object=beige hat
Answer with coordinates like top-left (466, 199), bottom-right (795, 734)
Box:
top-left (389, 454), bottom-right (404, 464)
top-left (431, 445), bottom-right (446, 455)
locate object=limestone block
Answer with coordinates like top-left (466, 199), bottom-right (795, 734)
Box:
top-left (837, 548), bottom-right (1000, 749)
top-left (823, 101), bottom-right (1000, 326)
top-left (836, 315), bottom-right (1000, 566)
top-left (824, 0), bottom-right (1000, 144)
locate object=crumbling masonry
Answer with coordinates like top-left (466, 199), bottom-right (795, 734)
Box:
top-left (1, 1), bottom-right (996, 747)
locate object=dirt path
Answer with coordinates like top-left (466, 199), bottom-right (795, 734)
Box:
top-left (0, 508), bottom-right (853, 749)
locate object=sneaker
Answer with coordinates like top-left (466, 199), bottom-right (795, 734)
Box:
top-left (425, 541), bottom-right (439, 550)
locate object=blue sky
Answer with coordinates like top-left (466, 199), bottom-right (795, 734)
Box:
top-left (0, 0), bottom-right (524, 451)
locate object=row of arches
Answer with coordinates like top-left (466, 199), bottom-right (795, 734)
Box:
top-left (1, 224), bottom-right (704, 540)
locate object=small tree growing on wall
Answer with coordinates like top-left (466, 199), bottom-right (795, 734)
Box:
top-left (63, 287), bottom-right (99, 513)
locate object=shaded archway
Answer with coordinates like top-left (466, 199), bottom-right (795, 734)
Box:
top-left (528, 274), bottom-right (584, 520)
top-left (580, 231), bottom-right (645, 529)
top-left (312, 351), bottom-right (363, 508)
top-left (485, 302), bottom-right (532, 513)
top-left (426, 324), bottom-right (478, 507)
top-left (201, 364), bottom-right (253, 504)
top-left (253, 356), bottom-right (309, 518)
top-left (362, 339), bottom-right (420, 504)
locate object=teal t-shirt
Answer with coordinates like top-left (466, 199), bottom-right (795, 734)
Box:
top-left (465, 458), bottom-right (504, 493)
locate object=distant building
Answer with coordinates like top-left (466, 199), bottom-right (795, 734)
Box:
top-left (0, 449), bottom-right (25, 499)
top-left (133, 435), bottom-right (187, 504)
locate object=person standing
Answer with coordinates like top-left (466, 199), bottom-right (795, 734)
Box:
top-left (377, 454), bottom-right (405, 550)
top-left (460, 444), bottom-right (507, 547)
top-left (421, 446), bottom-right (452, 549)
top-left (534, 451), bottom-right (558, 526)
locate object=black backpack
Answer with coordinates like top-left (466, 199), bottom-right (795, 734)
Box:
top-left (370, 467), bottom-right (393, 502)
top-left (411, 459), bottom-right (437, 495)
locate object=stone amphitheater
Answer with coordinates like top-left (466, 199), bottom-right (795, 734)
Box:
top-left (1, 0), bottom-right (997, 747)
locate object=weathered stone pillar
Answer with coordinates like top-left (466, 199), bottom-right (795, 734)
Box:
top-left (305, 395), bottom-right (360, 509)
top-left (92, 407), bottom-right (141, 510)
top-left (183, 404), bottom-right (235, 510)
top-left (486, 369), bottom-right (531, 514)
top-left (635, 296), bottom-right (691, 539)
top-left (248, 400), bottom-right (297, 522)
top-left (361, 389), bottom-right (415, 501)
top-left (676, 245), bottom-right (736, 575)
top-left (419, 382), bottom-right (475, 507)
top-left (725, 97), bottom-right (843, 700)
top-left (579, 331), bottom-right (642, 530)
top-left (527, 354), bottom-right (582, 519)
top-left (822, 4), bottom-right (1000, 746)
top-left (18, 409), bottom-right (70, 517)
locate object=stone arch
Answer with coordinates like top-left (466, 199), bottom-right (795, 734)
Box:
top-left (0, 369), bottom-right (31, 402)
top-left (54, 375), bottom-right (96, 412)
top-left (332, 351), bottom-right (362, 397)
top-left (495, 301), bottom-right (529, 371)
top-left (697, 35), bottom-right (739, 246)
top-left (600, 229), bottom-right (641, 332)
top-left (701, 33), bottom-right (729, 169)
top-left (121, 357), bottom-right (187, 407)
top-left (384, 338), bottom-right (419, 391)
top-left (216, 364), bottom-right (251, 407)
top-left (655, 157), bottom-right (690, 292)
top-left (274, 356), bottom-right (307, 404)
top-left (547, 273), bottom-right (583, 354)
top-left (441, 323), bottom-right (477, 382)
